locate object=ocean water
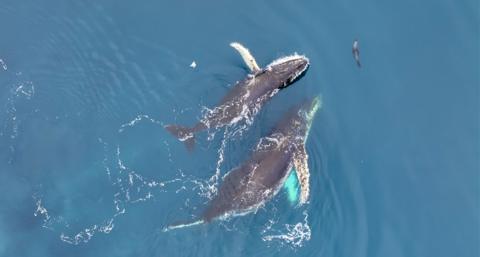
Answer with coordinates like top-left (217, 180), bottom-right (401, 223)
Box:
top-left (0, 0), bottom-right (478, 256)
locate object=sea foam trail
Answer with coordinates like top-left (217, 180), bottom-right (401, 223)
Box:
top-left (262, 211), bottom-right (312, 248)
top-left (32, 116), bottom-right (184, 245)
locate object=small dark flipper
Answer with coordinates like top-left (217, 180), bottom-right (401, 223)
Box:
top-left (165, 124), bottom-right (196, 151)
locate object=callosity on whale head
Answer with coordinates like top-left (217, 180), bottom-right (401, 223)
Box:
top-left (266, 54), bottom-right (310, 88)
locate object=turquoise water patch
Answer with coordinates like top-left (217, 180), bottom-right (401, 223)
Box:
top-left (283, 169), bottom-right (299, 204)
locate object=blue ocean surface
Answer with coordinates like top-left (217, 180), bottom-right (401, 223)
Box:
top-left (0, 0), bottom-right (478, 256)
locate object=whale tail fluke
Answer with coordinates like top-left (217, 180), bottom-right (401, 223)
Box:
top-left (165, 124), bottom-right (196, 151)
top-left (162, 219), bottom-right (204, 232)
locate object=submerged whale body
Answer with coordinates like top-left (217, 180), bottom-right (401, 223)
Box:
top-left (165, 42), bottom-right (310, 150)
top-left (164, 96), bottom-right (321, 231)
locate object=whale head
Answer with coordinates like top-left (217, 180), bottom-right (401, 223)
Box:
top-left (265, 54), bottom-right (309, 89)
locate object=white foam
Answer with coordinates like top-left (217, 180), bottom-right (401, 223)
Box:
top-left (266, 54), bottom-right (309, 69)
top-left (262, 211), bottom-right (311, 248)
top-left (33, 130), bottom-right (185, 245)
top-left (0, 59), bottom-right (7, 70)
top-left (33, 198), bottom-right (51, 224)
top-left (118, 114), bottom-right (162, 133)
top-left (14, 81), bottom-right (35, 99)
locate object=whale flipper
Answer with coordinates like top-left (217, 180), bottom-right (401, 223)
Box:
top-left (164, 124), bottom-right (196, 151)
top-left (230, 42), bottom-right (261, 73)
top-left (293, 144), bottom-right (310, 205)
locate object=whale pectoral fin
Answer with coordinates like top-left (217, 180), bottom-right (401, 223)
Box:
top-left (230, 42), bottom-right (261, 73)
top-left (162, 219), bottom-right (204, 232)
top-left (293, 144), bottom-right (310, 205)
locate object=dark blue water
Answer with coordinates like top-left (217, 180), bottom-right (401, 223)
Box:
top-left (0, 0), bottom-right (478, 256)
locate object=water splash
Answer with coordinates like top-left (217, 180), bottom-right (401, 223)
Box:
top-left (0, 67), bottom-right (36, 166)
top-left (0, 58), bottom-right (7, 70)
top-left (118, 114), bottom-right (162, 133)
top-left (262, 211), bottom-right (312, 248)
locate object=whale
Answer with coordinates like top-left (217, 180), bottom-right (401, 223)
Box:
top-left (165, 42), bottom-right (310, 150)
top-left (164, 96), bottom-right (321, 231)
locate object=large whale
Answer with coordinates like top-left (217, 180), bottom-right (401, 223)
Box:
top-left (165, 42), bottom-right (309, 150)
top-left (164, 96), bottom-right (321, 231)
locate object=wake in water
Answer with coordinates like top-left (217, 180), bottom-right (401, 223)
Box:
top-left (262, 211), bottom-right (312, 248)
top-left (0, 58), bottom-right (7, 70)
top-left (0, 61), bottom-right (36, 165)
top-left (32, 115), bottom-right (186, 245)
top-left (32, 103), bottom-right (312, 248)
top-left (30, 111), bottom-right (247, 244)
